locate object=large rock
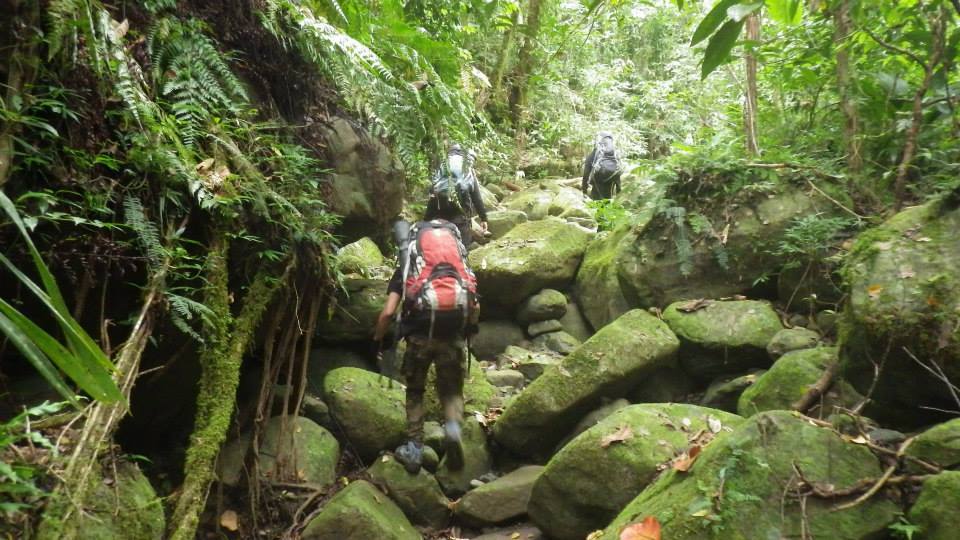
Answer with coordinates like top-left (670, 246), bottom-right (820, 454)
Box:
top-left (529, 404), bottom-right (742, 540)
top-left (487, 209), bottom-right (528, 239)
top-left (503, 185), bottom-right (592, 221)
top-left (301, 480), bottom-right (419, 540)
top-left (218, 416), bottom-right (339, 488)
top-left (456, 465), bottom-right (544, 526)
top-left (498, 345), bottom-right (562, 382)
top-left (840, 199), bottom-right (960, 423)
top-left (601, 410), bottom-right (899, 540)
top-left (492, 309), bottom-right (679, 458)
top-left (367, 454), bottom-right (450, 529)
top-left (316, 277), bottom-right (389, 343)
top-left (38, 462), bottom-right (165, 540)
top-left (531, 330), bottom-right (580, 355)
top-left (323, 367), bottom-right (406, 460)
top-left (578, 183), bottom-right (847, 328)
top-left (337, 237), bottom-right (385, 276)
top-left (699, 372), bottom-right (763, 413)
top-left (766, 327), bottom-right (821, 359)
top-left (904, 418), bottom-right (960, 471)
top-left (662, 299), bottom-right (783, 380)
top-left (559, 301), bottom-right (593, 342)
top-left (738, 347), bottom-right (839, 416)
top-left (469, 218), bottom-right (592, 310)
top-left (517, 289), bottom-right (568, 324)
top-left (320, 117), bottom-right (404, 227)
top-left (908, 471), bottom-right (960, 540)
top-left (306, 346), bottom-right (377, 394)
top-left (435, 417), bottom-right (493, 497)
top-left (471, 320), bottom-right (526, 360)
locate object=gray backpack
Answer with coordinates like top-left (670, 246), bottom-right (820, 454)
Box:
top-left (431, 151), bottom-right (475, 214)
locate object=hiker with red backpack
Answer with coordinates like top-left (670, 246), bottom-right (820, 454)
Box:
top-left (582, 131), bottom-right (623, 200)
top-left (373, 219), bottom-right (480, 474)
top-left (425, 144), bottom-right (488, 248)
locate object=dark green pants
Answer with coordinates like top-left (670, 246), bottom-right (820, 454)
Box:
top-left (402, 335), bottom-right (465, 442)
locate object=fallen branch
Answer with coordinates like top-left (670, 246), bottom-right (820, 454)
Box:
top-left (791, 361), bottom-right (840, 412)
top-left (794, 464), bottom-right (932, 499)
top-left (833, 436), bottom-right (915, 511)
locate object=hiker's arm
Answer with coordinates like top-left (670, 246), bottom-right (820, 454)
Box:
top-left (615, 172), bottom-right (622, 196)
top-left (581, 149), bottom-right (595, 193)
top-left (375, 291), bottom-right (402, 341)
top-left (470, 176), bottom-right (488, 224)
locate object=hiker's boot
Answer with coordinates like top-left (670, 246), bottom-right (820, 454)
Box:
top-left (395, 441), bottom-right (424, 474)
top-left (443, 420), bottom-right (464, 470)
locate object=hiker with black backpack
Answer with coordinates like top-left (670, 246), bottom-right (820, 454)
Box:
top-left (582, 131), bottom-right (623, 200)
top-left (373, 218), bottom-right (480, 474)
top-left (425, 144), bottom-right (488, 248)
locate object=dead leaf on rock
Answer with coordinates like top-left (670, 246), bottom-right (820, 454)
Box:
top-left (899, 267), bottom-right (916, 279)
top-left (866, 284), bottom-right (883, 299)
top-left (220, 510), bottom-right (239, 532)
top-left (557, 365), bottom-right (572, 377)
top-left (601, 425), bottom-right (634, 448)
top-left (619, 516), bottom-right (662, 540)
top-left (672, 445), bottom-right (702, 472)
top-left (676, 299), bottom-right (713, 313)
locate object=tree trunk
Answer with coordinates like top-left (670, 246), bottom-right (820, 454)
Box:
top-left (743, 14), bottom-right (761, 157)
top-left (894, 8), bottom-right (947, 209)
top-left (168, 228), bottom-right (291, 540)
top-left (0, 0), bottom-right (40, 188)
top-left (834, 0), bottom-right (862, 173)
top-left (491, 10), bottom-right (521, 103)
top-left (508, 0), bottom-right (543, 170)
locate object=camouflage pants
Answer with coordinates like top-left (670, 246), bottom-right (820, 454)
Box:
top-left (402, 335), bottom-right (465, 442)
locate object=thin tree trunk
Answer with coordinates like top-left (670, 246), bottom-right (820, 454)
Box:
top-left (509, 0), bottom-right (543, 170)
top-left (168, 228), bottom-right (292, 540)
top-left (491, 10), bottom-right (521, 103)
top-left (0, 0), bottom-right (40, 188)
top-left (834, 0), bottom-right (862, 172)
top-left (743, 14), bottom-right (761, 157)
top-left (893, 8), bottom-right (947, 210)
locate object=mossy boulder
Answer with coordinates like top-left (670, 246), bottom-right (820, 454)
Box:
top-left (560, 301), bottom-right (594, 342)
top-left (218, 416), bottom-right (339, 488)
top-left (517, 289), bottom-right (568, 324)
top-left (456, 465), bottom-right (544, 527)
top-left (737, 348), bottom-right (837, 416)
top-left (601, 410), bottom-right (899, 540)
top-left (471, 320), bottom-right (526, 360)
top-left (699, 372), bottom-right (764, 413)
top-left (532, 330), bottom-right (581, 355)
top-left (908, 471), bottom-right (960, 540)
top-left (840, 199), bottom-right (960, 423)
top-left (528, 404), bottom-right (742, 540)
top-left (487, 209), bottom-right (528, 239)
top-left (469, 218), bottom-right (592, 310)
top-left (323, 367), bottom-right (406, 461)
top-left (527, 319), bottom-right (562, 337)
top-left (663, 299), bottom-right (783, 380)
top-left (301, 480), bottom-right (419, 540)
top-left (46, 462), bottom-right (165, 540)
top-left (306, 346), bottom-right (376, 394)
top-left (904, 418), bottom-right (960, 472)
top-left (424, 358), bottom-right (496, 419)
top-left (574, 227), bottom-right (635, 330)
top-left (492, 309), bottom-right (679, 458)
top-left (316, 277), bottom-right (389, 343)
top-left (367, 454), bottom-right (451, 529)
top-left (503, 185), bottom-right (592, 221)
top-left (337, 237), bottom-right (385, 276)
top-left (435, 417), bottom-right (493, 497)
top-left (766, 327), bottom-right (821, 359)
top-left (498, 345), bottom-right (562, 381)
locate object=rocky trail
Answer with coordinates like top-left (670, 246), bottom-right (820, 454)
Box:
top-left (189, 175), bottom-right (957, 539)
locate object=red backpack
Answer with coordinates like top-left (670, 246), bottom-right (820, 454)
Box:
top-left (401, 220), bottom-right (478, 337)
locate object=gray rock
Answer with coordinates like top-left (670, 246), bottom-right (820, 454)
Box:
top-left (315, 278), bottom-right (390, 343)
top-left (323, 368), bottom-right (406, 461)
top-left (498, 346), bottom-right (562, 382)
top-left (301, 480), bottom-right (419, 540)
top-left (532, 331), bottom-right (581, 355)
top-left (300, 394), bottom-right (332, 427)
top-left (457, 465), bottom-right (544, 526)
top-left (471, 320), bottom-right (526, 360)
top-left (517, 289), bottom-right (568, 324)
top-left (471, 524), bottom-right (544, 540)
top-left (559, 302), bottom-right (594, 342)
top-left (485, 369), bottom-right (526, 389)
top-left (487, 210), bottom-right (528, 239)
top-left (367, 455), bottom-right (451, 529)
top-left (814, 309), bottom-right (838, 335)
top-left (527, 319), bottom-right (562, 337)
top-left (435, 417), bottom-right (493, 497)
top-left (700, 372), bottom-right (764, 413)
top-left (767, 327), bottom-right (821, 359)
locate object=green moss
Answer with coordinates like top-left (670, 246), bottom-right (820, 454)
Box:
top-left (492, 309), bottom-right (679, 458)
top-left (323, 367), bottom-right (406, 460)
top-left (904, 418), bottom-right (960, 472)
top-left (602, 411), bottom-right (899, 539)
top-left (301, 480), bottom-right (420, 540)
top-left (367, 455), bottom-right (450, 529)
top-left (528, 404), bottom-right (742, 540)
top-left (337, 237), bottom-right (385, 276)
top-left (908, 471), bottom-right (960, 540)
top-left (737, 347), bottom-right (835, 416)
top-left (574, 226), bottom-right (634, 329)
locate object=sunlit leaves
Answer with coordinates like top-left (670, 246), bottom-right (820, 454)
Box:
top-left (691, 0), bottom-right (741, 46)
top-left (701, 18), bottom-right (744, 79)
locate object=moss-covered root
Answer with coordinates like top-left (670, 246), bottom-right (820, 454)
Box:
top-left (167, 233), bottom-right (289, 540)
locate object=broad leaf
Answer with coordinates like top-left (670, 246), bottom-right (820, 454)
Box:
top-left (727, 2), bottom-right (762, 22)
top-left (691, 0), bottom-right (741, 46)
top-left (0, 311), bottom-right (77, 405)
top-left (701, 19), bottom-right (744, 79)
top-left (767, 0), bottom-right (803, 25)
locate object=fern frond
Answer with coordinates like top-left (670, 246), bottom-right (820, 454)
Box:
top-left (123, 195), bottom-right (165, 272)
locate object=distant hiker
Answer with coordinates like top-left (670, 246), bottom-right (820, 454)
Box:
top-left (374, 218), bottom-right (480, 474)
top-left (426, 144), bottom-right (488, 248)
top-left (582, 131), bottom-right (623, 199)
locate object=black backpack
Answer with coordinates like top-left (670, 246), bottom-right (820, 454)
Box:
top-left (589, 134), bottom-right (621, 185)
top-left (430, 150), bottom-right (476, 215)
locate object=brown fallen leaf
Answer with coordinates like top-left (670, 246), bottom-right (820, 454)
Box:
top-left (601, 425), bottom-right (634, 448)
top-left (672, 444), bottom-right (702, 472)
top-left (219, 509), bottom-right (239, 532)
top-left (676, 299), bottom-right (713, 312)
top-left (620, 516), bottom-right (662, 540)
top-left (866, 284), bottom-right (883, 299)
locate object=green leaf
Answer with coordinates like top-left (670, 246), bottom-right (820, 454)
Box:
top-left (691, 0), bottom-right (741, 46)
top-left (767, 0), bottom-right (803, 25)
top-left (0, 311), bottom-right (77, 406)
top-left (727, 2), bottom-right (762, 22)
top-left (701, 19), bottom-right (745, 79)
